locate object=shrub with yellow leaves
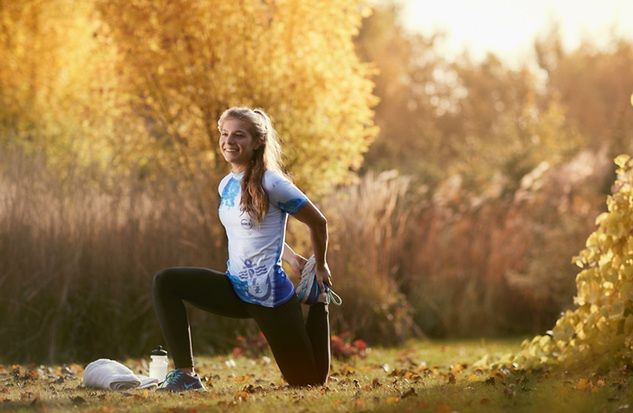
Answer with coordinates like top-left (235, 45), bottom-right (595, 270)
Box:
top-left (512, 154), bottom-right (633, 368)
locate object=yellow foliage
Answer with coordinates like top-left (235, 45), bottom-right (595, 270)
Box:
top-left (512, 154), bottom-right (633, 368)
top-left (0, 0), bottom-right (131, 173)
top-left (1, 1), bottom-right (377, 193)
top-left (96, 0), bottom-right (378, 194)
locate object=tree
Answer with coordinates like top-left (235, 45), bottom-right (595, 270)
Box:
top-left (0, 0), bottom-right (125, 173)
top-left (355, 3), bottom-right (584, 191)
top-left (535, 27), bottom-right (633, 159)
top-left (355, 2), bottom-right (448, 183)
top-left (96, 0), bottom-right (378, 195)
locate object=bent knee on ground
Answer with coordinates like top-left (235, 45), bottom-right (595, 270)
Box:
top-left (286, 372), bottom-right (328, 387)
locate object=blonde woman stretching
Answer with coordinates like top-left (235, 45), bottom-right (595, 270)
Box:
top-left (153, 107), bottom-right (338, 391)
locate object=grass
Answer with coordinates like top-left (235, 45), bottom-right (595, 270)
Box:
top-left (2, 339), bottom-right (632, 413)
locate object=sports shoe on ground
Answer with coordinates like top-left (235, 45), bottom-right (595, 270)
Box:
top-left (295, 256), bottom-right (342, 306)
top-left (156, 369), bottom-right (206, 392)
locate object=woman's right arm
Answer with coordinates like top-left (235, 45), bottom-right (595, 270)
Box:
top-left (282, 243), bottom-right (307, 277)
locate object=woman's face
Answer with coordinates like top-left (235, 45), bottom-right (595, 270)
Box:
top-left (219, 117), bottom-right (261, 171)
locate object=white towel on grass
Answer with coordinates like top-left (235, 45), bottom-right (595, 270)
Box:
top-left (83, 359), bottom-right (159, 391)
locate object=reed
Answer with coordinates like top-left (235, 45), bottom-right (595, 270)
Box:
top-left (0, 148), bottom-right (610, 363)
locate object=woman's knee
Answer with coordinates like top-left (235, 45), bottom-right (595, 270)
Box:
top-left (286, 375), bottom-right (327, 387)
top-left (284, 368), bottom-right (327, 387)
top-left (153, 268), bottom-right (177, 291)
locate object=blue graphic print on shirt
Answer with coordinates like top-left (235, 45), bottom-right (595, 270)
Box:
top-left (220, 178), bottom-right (240, 207)
top-left (238, 259), bottom-right (272, 300)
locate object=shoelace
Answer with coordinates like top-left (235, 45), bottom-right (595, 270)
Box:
top-left (325, 288), bottom-right (343, 305)
top-left (162, 370), bottom-right (182, 386)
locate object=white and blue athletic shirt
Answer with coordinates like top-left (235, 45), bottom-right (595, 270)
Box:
top-left (218, 169), bottom-right (308, 307)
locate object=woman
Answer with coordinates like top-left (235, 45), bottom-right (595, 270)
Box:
top-left (153, 107), bottom-right (337, 392)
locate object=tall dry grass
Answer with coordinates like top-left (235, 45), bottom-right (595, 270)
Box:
top-left (401, 149), bottom-right (611, 337)
top-left (321, 171), bottom-right (422, 344)
top-left (0, 147), bottom-right (613, 363)
top-left (0, 149), bottom-right (246, 363)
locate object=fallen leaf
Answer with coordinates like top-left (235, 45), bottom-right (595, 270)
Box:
top-left (234, 390), bottom-right (249, 402)
top-left (447, 372), bottom-right (456, 384)
top-left (69, 396), bottom-right (86, 405)
top-left (242, 384), bottom-right (263, 393)
top-left (385, 396), bottom-right (400, 404)
top-left (338, 364), bottom-right (355, 376)
top-left (62, 366), bottom-right (76, 377)
top-left (575, 378), bottom-right (592, 391)
top-left (401, 387), bottom-right (417, 398)
top-left (467, 374), bottom-right (479, 382)
top-left (235, 374), bottom-right (253, 383)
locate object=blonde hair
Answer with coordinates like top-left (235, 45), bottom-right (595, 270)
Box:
top-left (217, 107), bottom-right (285, 223)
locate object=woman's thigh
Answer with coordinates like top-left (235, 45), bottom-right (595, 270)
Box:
top-left (247, 297), bottom-right (320, 385)
top-left (154, 267), bottom-right (249, 318)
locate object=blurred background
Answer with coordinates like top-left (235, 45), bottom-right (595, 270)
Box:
top-left (1, 0), bottom-right (632, 363)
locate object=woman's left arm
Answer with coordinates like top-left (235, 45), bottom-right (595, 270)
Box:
top-left (291, 200), bottom-right (332, 291)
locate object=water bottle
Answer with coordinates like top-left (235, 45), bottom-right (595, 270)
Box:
top-left (149, 345), bottom-right (168, 382)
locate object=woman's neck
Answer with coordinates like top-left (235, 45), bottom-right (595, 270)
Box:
top-left (230, 163), bottom-right (246, 173)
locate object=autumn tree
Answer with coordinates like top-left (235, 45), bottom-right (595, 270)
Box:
top-left (0, 0), bottom-right (127, 173)
top-left (355, 3), bottom-right (584, 192)
top-left (355, 3), bottom-right (448, 183)
top-left (535, 27), bottom-right (633, 159)
top-left (95, 0), bottom-right (377, 195)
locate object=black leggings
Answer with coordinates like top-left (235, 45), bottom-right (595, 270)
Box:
top-left (152, 267), bottom-right (330, 386)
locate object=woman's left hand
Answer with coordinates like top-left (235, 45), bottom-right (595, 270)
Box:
top-left (316, 263), bottom-right (332, 292)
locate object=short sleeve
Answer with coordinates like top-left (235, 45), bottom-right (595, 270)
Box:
top-left (263, 171), bottom-right (308, 214)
